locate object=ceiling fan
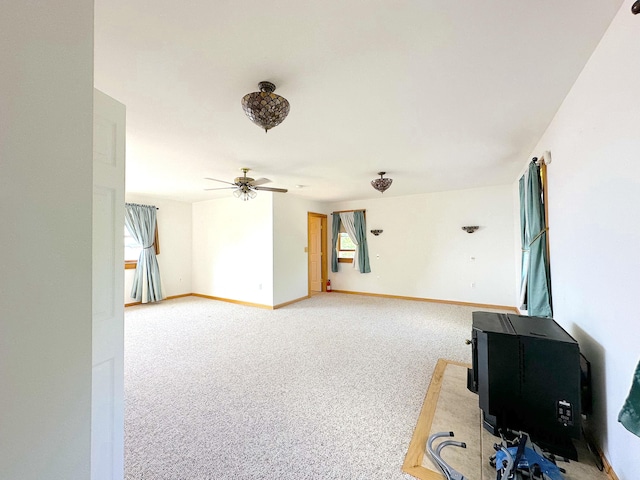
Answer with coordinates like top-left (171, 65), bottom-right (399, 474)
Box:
top-left (205, 168), bottom-right (288, 201)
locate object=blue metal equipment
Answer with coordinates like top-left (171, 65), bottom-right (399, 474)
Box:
top-left (491, 432), bottom-right (567, 480)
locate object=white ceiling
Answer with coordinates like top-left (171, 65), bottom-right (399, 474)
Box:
top-left (94, 0), bottom-right (622, 203)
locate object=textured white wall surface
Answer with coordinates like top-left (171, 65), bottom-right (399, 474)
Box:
top-left (327, 185), bottom-right (516, 307)
top-left (125, 195), bottom-right (193, 303)
top-left (0, 1), bottom-right (94, 478)
top-left (520, 1), bottom-right (640, 476)
top-left (273, 195), bottom-right (326, 306)
top-left (192, 194), bottom-right (274, 306)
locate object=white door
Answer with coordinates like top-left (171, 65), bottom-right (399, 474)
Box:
top-left (92, 89), bottom-right (126, 480)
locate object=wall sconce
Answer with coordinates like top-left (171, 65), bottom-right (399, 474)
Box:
top-left (462, 226), bottom-right (479, 234)
top-left (371, 229), bottom-right (383, 236)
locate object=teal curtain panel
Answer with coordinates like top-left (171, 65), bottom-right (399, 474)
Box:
top-left (519, 174), bottom-right (529, 310)
top-left (331, 213), bottom-right (341, 273)
top-left (124, 203), bottom-right (164, 303)
top-left (354, 211), bottom-right (371, 273)
top-left (519, 161), bottom-right (552, 317)
top-left (619, 359), bottom-right (640, 438)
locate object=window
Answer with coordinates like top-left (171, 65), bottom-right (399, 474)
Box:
top-left (124, 224), bottom-right (160, 269)
top-left (333, 210), bottom-right (366, 264)
top-left (337, 227), bottom-right (355, 263)
top-left (124, 226), bottom-right (141, 269)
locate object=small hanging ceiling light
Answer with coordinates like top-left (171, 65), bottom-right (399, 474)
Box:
top-left (371, 172), bottom-right (393, 193)
top-left (241, 81), bottom-right (290, 133)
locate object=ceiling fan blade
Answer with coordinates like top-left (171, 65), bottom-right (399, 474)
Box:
top-left (204, 186), bottom-right (237, 191)
top-left (204, 177), bottom-right (235, 185)
top-left (251, 178), bottom-right (271, 186)
top-left (254, 186), bottom-right (288, 193)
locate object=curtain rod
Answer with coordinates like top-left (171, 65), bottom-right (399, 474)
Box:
top-left (332, 209), bottom-right (366, 214)
top-left (533, 151), bottom-right (552, 166)
top-left (126, 202), bottom-right (159, 210)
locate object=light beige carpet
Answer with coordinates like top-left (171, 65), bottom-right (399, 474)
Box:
top-left (124, 293), bottom-right (512, 479)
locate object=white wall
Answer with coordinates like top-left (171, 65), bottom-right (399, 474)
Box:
top-left (192, 194), bottom-right (274, 306)
top-left (0, 1), bottom-right (94, 478)
top-left (521, 2), bottom-right (640, 476)
top-left (273, 195), bottom-right (326, 306)
top-left (328, 185), bottom-right (516, 307)
top-left (124, 195), bottom-right (192, 303)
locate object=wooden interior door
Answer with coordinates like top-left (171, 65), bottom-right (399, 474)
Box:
top-left (308, 213), bottom-right (327, 293)
top-left (92, 89), bottom-right (125, 480)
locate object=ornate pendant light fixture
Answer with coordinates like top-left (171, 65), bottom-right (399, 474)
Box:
top-left (371, 172), bottom-right (393, 193)
top-left (241, 81), bottom-right (290, 133)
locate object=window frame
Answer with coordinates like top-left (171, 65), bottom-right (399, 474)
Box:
top-left (333, 210), bottom-right (365, 264)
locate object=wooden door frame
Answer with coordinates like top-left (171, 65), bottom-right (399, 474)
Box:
top-left (307, 212), bottom-right (328, 294)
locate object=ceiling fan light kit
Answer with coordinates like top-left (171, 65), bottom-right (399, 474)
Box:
top-left (371, 172), bottom-right (393, 193)
top-left (233, 186), bottom-right (258, 201)
top-left (241, 81), bottom-right (290, 133)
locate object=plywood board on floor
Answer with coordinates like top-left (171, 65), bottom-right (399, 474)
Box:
top-left (403, 359), bottom-right (611, 480)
